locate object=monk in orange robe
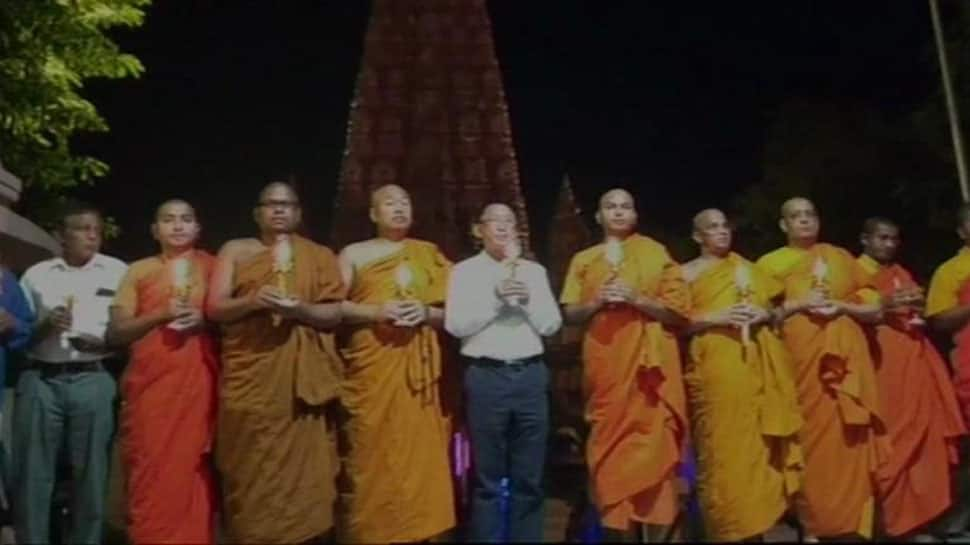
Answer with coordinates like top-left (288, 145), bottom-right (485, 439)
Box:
top-left (856, 217), bottom-right (966, 539)
top-left (682, 209), bottom-right (802, 542)
top-left (561, 188), bottom-right (688, 541)
top-left (336, 184), bottom-right (455, 542)
top-left (756, 197), bottom-right (886, 540)
top-left (926, 202), bottom-right (970, 539)
top-left (108, 199), bottom-right (217, 544)
top-left (206, 182), bottom-right (344, 544)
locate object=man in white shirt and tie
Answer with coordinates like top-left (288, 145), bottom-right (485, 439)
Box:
top-left (445, 202), bottom-right (562, 542)
top-left (13, 203), bottom-right (127, 545)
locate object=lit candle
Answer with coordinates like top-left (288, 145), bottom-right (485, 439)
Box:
top-left (812, 256), bottom-right (828, 287)
top-left (504, 240), bottom-right (522, 306)
top-left (394, 262), bottom-right (413, 297)
top-left (605, 238), bottom-right (624, 274)
top-left (59, 294), bottom-right (76, 349)
top-left (172, 258), bottom-right (191, 301)
top-left (271, 235), bottom-right (294, 326)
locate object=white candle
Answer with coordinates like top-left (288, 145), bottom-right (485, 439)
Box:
top-left (394, 262), bottom-right (413, 295)
top-left (605, 239), bottom-right (624, 270)
top-left (734, 264), bottom-right (752, 345)
top-left (812, 256), bottom-right (828, 285)
top-left (504, 240), bottom-right (522, 306)
top-left (273, 235), bottom-right (293, 273)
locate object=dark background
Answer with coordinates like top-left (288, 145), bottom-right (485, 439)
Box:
top-left (74, 1), bottom-right (950, 263)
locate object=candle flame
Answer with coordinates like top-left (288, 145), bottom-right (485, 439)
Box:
top-left (172, 258), bottom-right (190, 289)
top-left (734, 264), bottom-right (751, 289)
top-left (812, 256), bottom-right (828, 281)
top-left (504, 239), bottom-right (521, 263)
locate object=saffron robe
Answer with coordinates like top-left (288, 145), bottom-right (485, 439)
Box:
top-left (560, 234), bottom-right (688, 529)
top-left (858, 255), bottom-right (965, 536)
top-left (756, 243), bottom-right (887, 539)
top-left (113, 250), bottom-right (218, 544)
top-left (926, 247), bottom-right (970, 426)
top-left (337, 239), bottom-right (456, 542)
top-left (685, 252), bottom-right (803, 541)
top-left (214, 235), bottom-right (344, 544)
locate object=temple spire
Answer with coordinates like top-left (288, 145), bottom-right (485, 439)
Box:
top-left (330, 0), bottom-right (529, 259)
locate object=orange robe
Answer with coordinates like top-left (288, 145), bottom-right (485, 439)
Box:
top-left (685, 253), bottom-right (803, 541)
top-left (113, 251), bottom-right (217, 544)
top-left (756, 243), bottom-right (887, 539)
top-left (560, 234), bottom-right (688, 529)
top-left (337, 239), bottom-right (456, 542)
top-left (215, 235), bottom-right (344, 544)
top-left (926, 247), bottom-right (970, 425)
top-left (858, 255), bottom-right (966, 536)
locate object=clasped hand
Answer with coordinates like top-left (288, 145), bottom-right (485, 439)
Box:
top-left (165, 298), bottom-right (205, 331)
top-left (381, 299), bottom-right (428, 327)
top-left (709, 303), bottom-right (770, 328)
top-left (496, 278), bottom-right (530, 306)
top-left (596, 279), bottom-right (635, 306)
top-left (788, 288), bottom-right (842, 317)
top-left (252, 285), bottom-right (302, 319)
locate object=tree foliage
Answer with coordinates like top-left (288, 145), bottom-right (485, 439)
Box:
top-left (0, 0), bottom-right (149, 231)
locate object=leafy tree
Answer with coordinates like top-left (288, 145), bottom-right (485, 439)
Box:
top-left (0, 0), bottom-right (150, 231)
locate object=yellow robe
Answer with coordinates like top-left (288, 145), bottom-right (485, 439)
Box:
top-left (756, 243), bottom-right (886, 539)
top-left (337, 239), bottom-right (456, 542)
top-left (685, 253), bottom-right (803, 541)
top-left (560, 234), bottom-right (688, 529)
top-left (215, 235), bottom-right (344, 544)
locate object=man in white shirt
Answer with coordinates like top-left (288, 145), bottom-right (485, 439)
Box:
top-left (445, 203), bottom-right (562, 542)
top-left (13, 203), bottom-right (127, 544)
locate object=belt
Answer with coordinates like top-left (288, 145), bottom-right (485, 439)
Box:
top-left (469, 354), bottom-right (542, 368)
top-left (26, 360), bottom-right (104, 376)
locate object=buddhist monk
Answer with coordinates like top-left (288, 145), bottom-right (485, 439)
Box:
top-left (107, 199), bottom-right (217, 544)
top-left (682, 208), bottom-right (802, 542)
top-left (755, 197), bottom-right (886, 541)
top-left (926, 202), bottom-right (970, 540)
top-left (560, 188), bottom-right (689, 542)
top-left (336, 184), bottom-right (455, 542)
top-left (856, 217), bottom-right (965, 539)
top-left (206, 182), bottom-right (344, 544)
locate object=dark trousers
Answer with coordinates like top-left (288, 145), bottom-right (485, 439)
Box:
top-left (464, 358), bottom-right (549, 543)
top-left (11, 367), bottom-right (116, 545)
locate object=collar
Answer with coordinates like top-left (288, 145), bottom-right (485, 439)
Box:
top-left (857, 253), bottom-right (883, 275)
top-left (50, 253), bottom-right (106, 272)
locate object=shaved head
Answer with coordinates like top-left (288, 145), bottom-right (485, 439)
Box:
top-left (370, 184), bottom-right (409, 207)
top-left (692, 208), bottom-right (724, 233)
top-left (154, 198), bottom-right (195, 221)
top-left (781, 196), bottom-right (815, 218)
top-left (861, 216), bottom-right (897, 236)
top-left (599, 188), bottom-right (634, 210)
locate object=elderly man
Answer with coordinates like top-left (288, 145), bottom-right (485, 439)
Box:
top-left (337, 184), bottom-right (455, 543)
top-left (756, 197), bottom-right (886, 541)
top-left (682, 208), bottom-right (802, 542)
top-left (14, 203), bottom-right (128, 544)
top-left (560, 188), bottom-right (689, 542)
top-left (207, 182), bottom-right (344, 544)
top-left (445, 202), bottom-right (561, 542)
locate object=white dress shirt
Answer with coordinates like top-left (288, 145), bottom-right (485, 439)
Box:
top-left (445, 250), bottom-right (562, 360)
top-left (20, 253), bottom-right (128, 363)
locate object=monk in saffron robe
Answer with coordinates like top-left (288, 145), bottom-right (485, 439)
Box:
top-left (336, 184), bottom-right (455, 542)
top-left (756, 197), bottom-right (886, 540)
top-left (682, 209), bottom-right (802, 542)
top-left (107, 199), bottom-right (217, 544)
top-left (561, 188), bottom-right (688, 541)
top-left (856, 217), bottom-right (965, 539)
top-left (926, 202), bottom-right (970, 540)
top-left (206, 182), bottom-right (344, 543)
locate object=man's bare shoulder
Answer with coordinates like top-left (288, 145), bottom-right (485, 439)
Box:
top-left (218, 238), bottom-right (264, 262)
top-left (681, 257), bottom-right (707, 283)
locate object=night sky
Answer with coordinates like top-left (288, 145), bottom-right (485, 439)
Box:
top-left (74, 1), bottom-right (943, 262)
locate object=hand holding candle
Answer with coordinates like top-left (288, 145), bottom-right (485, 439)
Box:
top-left (734, 264), bottom-right (752, 344)
top-left (502, 239), bottom-right (523, 307)
top-left (271, 235), bottom-right (296, 325)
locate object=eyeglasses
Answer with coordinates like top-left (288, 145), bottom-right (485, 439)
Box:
top-left (257, 200), bottom-right (299, 210)
top-left (480, 217), bottom-right (517, 226)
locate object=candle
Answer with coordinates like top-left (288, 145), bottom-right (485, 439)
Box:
top-left (605, 239), bottom-right (624, 273)
top-left (394, 262), bottom-right (413, 297)
top-left (271, 235), bottom-right (294, 326)
top-left (60, 295), bottom-right (76, 349)
top-left (504, 240), bottom-right (522, 306)
top-left (812, 256), bottom-right (828, 287)
top-left (172, 258), bottom-right (191, 301)
top-left (734, 264), bottom-right (752, 345)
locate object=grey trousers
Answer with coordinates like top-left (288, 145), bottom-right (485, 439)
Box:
top-left (11, 368), bottom-right (116, 545)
